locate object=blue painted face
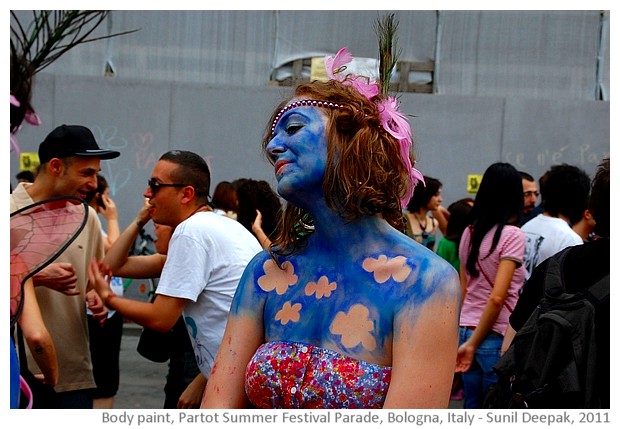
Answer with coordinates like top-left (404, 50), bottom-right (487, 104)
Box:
top-left (267, 105), bottom-right (328, 203)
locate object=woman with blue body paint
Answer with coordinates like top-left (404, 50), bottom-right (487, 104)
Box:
top-left (201, 48), bottom-right (461, 409)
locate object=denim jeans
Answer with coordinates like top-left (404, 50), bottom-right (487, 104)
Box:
top-left (459, 326), bottom-right (503, 409)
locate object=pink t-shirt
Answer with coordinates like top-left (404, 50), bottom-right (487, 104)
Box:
top-left (458, 224), bottom-right (526, 336)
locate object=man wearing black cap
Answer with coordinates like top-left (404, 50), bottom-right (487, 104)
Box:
top-left (10, 124), bottom-right (120, 408)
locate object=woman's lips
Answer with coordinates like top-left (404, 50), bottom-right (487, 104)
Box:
top-left (274, 160), bottom-right (291, 175)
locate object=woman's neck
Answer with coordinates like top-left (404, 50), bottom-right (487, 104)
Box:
top-left (306, 204), bottom-right (388, 250)
top-left (414, 208), bottom-right (429, 218)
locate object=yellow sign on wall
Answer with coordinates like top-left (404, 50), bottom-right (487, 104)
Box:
top-left (467, 174), bottom-right (483, 194)
top-left (19, 152), bottom-right (40, 172)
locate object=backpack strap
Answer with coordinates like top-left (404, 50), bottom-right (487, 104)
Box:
top-left (583, 274), bottom-right (610, 305)
top-left (545, 246), bottom-right (609, 304)
top-left (541, 248), bottom-right (569, 297)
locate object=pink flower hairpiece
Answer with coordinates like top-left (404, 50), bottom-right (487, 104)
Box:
top-left (11, 93), bottom-right (41, 125)
top-left (10, 94), bottom-right (21, 154)
top-left (377, 97), bottom-right (424, 205)
top-left (325, 48), bottom-right (379, 100)
top-left (10, 93), bottom-right (42, 155)
top-left (24, 110), bottom-right (42, 126)
top-left (325, 48), bottom-right (424, 206)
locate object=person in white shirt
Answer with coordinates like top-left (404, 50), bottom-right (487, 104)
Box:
top-left (88, 150), bottom-right (262, 400)
top-left (521, 163), bottom-right (590, 279)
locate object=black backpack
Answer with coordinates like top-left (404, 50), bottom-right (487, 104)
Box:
top-left (484, 247), bottom-right (609, 409)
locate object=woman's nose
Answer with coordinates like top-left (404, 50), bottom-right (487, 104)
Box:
top-left (266, 138), bottom-right (286, 158)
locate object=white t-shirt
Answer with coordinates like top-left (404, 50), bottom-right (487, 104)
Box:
top-left (521, 214), bottom-right (583, 279)
top-left (155, 211), bottom-right (262, 376)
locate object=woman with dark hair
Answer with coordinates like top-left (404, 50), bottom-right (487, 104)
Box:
top-left (201, 48), bottom-right (460, 409)
top-left (233, 178), bottom-right (282, 249)
top-left (211, 181), bottom-right (238, 219)
top-left (85, 174), bottom-right (120, 251)
top-left (455, 162), bottom-right (526, 408)
top-left (404, 176), bottom-right (444, 250)
top-left (436, 197), bottom-right (474, 272)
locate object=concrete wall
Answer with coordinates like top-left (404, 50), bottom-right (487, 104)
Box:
top-left (10, 73), bottom-right (609, 233)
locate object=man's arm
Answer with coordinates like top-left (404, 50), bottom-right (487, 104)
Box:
top-left (18, 278), bottom-right (59, 386)
top-left (178, 373), bottom-right (208, 409)
top-left (86, 288), bottom-right (108, 325)
top-left (103, 199), bottom-right (158, 277)
top-left (88, 258), bottom-right (186, 331)
top-left (32, 262), bottom-right (80, 295)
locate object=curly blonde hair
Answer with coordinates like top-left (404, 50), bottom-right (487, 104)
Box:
top-left (262, 79), bottom-right (415, 257)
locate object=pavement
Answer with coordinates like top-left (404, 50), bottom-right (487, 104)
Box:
top-left (114, 323), bottom-right (168, 409)
top-left (113, 322), bottom-right (464, 409)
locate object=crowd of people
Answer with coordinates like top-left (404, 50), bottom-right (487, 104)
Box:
top-left (10, 47), bottom-right (609, 410)
top-left (407, 160), bottom-right (609, 409)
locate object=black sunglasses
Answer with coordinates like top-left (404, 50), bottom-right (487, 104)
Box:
top-left (147, 178), bottom-right (188, 193)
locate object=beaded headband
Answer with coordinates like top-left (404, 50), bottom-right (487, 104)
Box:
top-left (271, 99), bottom-right (346, 136)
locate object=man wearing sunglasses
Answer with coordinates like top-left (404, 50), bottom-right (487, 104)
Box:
top-left (89, 150), bottom-right (262, 407)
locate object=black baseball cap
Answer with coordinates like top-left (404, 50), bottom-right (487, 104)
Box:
top-left (38, 125), bottom-right (120, 164)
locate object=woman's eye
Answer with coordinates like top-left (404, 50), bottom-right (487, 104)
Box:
top-left (285, 124), bottom-right (303, 135)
